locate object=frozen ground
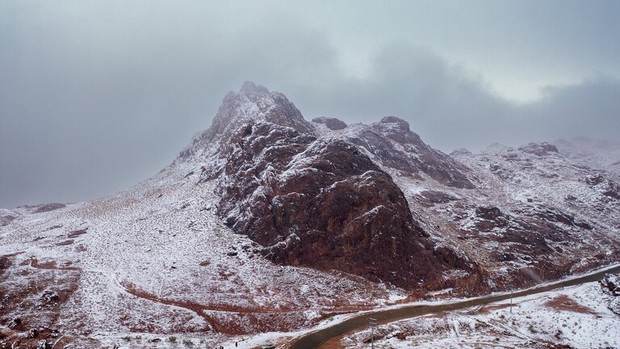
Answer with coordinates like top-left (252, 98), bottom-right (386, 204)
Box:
top-left (0, 161), bottom-right (406, 348)
top-left (2, 85), bottom-right (619, 348)
top-left (341, 280), bottom-right (620, 349)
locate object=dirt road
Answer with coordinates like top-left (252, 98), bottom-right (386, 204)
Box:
top-left (288, 264), bottom-right (620, 349)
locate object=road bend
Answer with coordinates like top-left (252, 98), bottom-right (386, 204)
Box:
top-left (289, 264), bottom-right (620, 349)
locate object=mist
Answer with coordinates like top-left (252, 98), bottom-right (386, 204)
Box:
top-left (1, 1), bottom-right (619, 208)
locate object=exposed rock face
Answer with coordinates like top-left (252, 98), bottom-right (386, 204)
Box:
top-left (0, 210), bottom-right (16, 226)
top-left (180, 81), bottom-right (315, 159)
top-left (415, 190), bottom-right (459, 207)
top-left (191, 83), bottom-right (475, 289)
top-left (348, 116), bottom-right (475, 188)
top-left (519, 142), bottom-right (559, 156)
top-left (33, 203), bottom-right (66, 213)
top-left (0, 255), bottom-right (11, 277)
top-left (179, 82), bottom-right (619, 293)
top-left (451, 143), bottom-right (620, 289)
top-left (312, 116), bottom-right (347, 130)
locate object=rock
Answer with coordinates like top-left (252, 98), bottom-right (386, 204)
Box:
top-left (0, 255), bottom-right (12, 270)
top-left (603, 181), bottom-right (620, 200)
top-left (585, 174), bottom-right (604, 186)
top-left (476, 206), bottom-right (503, 220)
top-left (531, 205), bottom-right (592, 229)
top-left (9, 317), bottom-right (23, 330)
top-left (67, 228), bottom-right (88, 238)
top-left (217, 130), bottom-right (451, 288)
top-left (380, 115), bottom-right (411, 131)
top-left (348, 116), bottom-right (475, 189)
top-left (416, 190), bottom-right (459, 206)
top-left (609, 297), bottom-right (620, 316)
top-left (180, 81), bottom-right (316, 160)
top-left (450, 148), bottom-right (472, 156)
top-left (33, 203), bottom-right (66, 213)
top-left (193, 84), bottom-right (475, 290)
top-left (40, 290), bottom-right (60, 304)
top-left (0, 213), bottom-right (16, 226)
top-left (518, 142), bottom-right (559, 156)
top-left (602, 273), bottom-right (620, 296)
top-left (312, 117), bottom-right (347, 130)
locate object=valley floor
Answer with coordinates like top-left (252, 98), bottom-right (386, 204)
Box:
top-left (121, 268), bottom-right (617, 349)
top-left (335, 280), bottom-right (620, 349)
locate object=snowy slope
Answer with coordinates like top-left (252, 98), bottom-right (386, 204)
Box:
top-left (0, 162), bottom-right (407, 348)
top-left (342, 278), bottom-right (620, 349)
top-left (556, 137), bottom-right (620, 179)
top-left (1, 82), bottom-right (619, 348)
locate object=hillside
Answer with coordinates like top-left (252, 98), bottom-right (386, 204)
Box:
top-left (1, 82), bottom-right (618, 348)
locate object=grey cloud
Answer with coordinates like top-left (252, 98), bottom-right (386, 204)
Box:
top-left (282, 45), bottom-right (515, 151)
top-left (0, 2), bottom-right (341, 207)
top-left (1, 1), bottom-right (619, 208)
top-left (285, 46), bottom-right (620, 152)
top-left (522, 76), bottom-right (620, 142)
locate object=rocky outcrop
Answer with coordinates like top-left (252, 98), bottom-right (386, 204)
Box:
top-left (179, 81), bottom-right (315, 160)
top-left (519, 142), bottom-right (559, 156)
top-left (178, 82), bottom-right (619, 293)
top-left (190, 83), bottom-right (476, 290)
top-left (33, 203), bottom-right (66, 213)
top-left (348, 117), bottom-right (475, 189)
top-left (312, 117), bottom-right (347, 130)
top-left (0, 210), bottom-right (16, 227)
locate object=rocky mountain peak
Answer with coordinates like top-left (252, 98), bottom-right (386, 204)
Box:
top-left (207, 82), bottom-right (314, 141)
top-left (2, 82), bottom-right (620, 346)
top-left (176, 83), bottom-right (481, 289)
top-left (379, 116), bottom-right (411, 132)
top-left (344, 116), bottom-right (475, 189)
top-left (518, 142), bottom-right (559, 156)
top-left (181, 82), bottom-right (315, 159)
top-left (238, 80), bottom-right (270, 97)
top-left (311, 116), bottom-right (348, 130)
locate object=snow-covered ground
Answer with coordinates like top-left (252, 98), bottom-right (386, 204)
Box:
top-left (342, 279), bottom-right (620, 348)
top-left (0, 161), bottom-right (407, 348)
top-left (2, 84), bottom-right (619, 348)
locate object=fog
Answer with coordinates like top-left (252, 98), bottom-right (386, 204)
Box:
top-left (1, 1), bottom-right (619, 207)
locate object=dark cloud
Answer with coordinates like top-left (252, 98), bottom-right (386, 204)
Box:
top-left (522, 76), bottom-right (620, 142)
top-left (282, 45), bottom-right (515, 151)
top-left (1, 1), bottom-right (619, 208)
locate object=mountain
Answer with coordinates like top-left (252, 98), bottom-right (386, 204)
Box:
top-left (0, 82), bottom-right (618, 348)
top-left (555, 137), bottom-right (620, 178)
top-left (177, 82), bottom-right (480, 291)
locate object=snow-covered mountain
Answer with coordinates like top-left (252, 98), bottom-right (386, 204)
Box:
top-left (1, 82), bottom-right (618, 348)
top-left (555, 137), bottom-right (620, 178)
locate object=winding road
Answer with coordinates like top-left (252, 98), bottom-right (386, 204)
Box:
top-left (288, 264), bottom-right (620, 349)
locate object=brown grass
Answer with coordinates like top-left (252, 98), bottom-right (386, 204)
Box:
top-left (544, 295), bottom-right (597, 314)
top-left (29, 257), bottom-right (80, 270)
top-left (119, 281), bottom-right (341, 335)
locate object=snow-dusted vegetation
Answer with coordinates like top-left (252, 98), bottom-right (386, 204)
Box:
top-left (1, 83), bottom-right (619, 348)
top-left (342, 279), bottom-right (620, 348)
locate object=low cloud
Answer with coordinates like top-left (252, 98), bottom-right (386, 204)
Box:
top-left (522, 76), bottom-right (620, 142)
top-left (1, 2), bottom-right (618, 207)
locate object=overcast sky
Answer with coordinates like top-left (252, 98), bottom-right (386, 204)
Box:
top-left (1, 1), bottom-right (620, 208)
